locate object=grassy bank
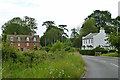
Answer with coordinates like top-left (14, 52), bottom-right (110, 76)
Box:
top-left (101, 52), bottom-right (120, 57)
top-left (2, 50), bottom-right (85, 78)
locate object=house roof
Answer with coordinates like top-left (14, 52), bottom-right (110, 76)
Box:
top-left (83, 33), bottom-right (98, 40)
top-left (7, 35), bottom-right (40, 42)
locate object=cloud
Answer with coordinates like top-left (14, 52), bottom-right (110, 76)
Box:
top-left (0, 0), bottom-right (119, 37)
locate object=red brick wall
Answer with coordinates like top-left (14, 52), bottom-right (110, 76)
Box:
top-left (13, 42), bottom-right (40, 51)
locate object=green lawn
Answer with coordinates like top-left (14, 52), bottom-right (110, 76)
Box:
top-left (2, 50), bottom-right (85, 78)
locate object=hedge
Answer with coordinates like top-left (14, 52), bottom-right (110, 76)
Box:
top-left (80, 50), bottom-right (95, 56)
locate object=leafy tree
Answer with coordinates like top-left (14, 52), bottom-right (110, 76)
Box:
top-left (107, 31), bottom-right (120, 54)
top-left (72, 35), bottom-right (82, 48)
top-left (2, 16), bottom-right (37, 41)
top-left (104, 25), bottom-right (115, 34)
top-left (42, 21), bottom-right (55, 32)
top-left (80, 19), bottom-right (98, 36)
top-left (45, 28), bottom-right (62, 45)
top-left (85, 10), bottom-right (112, 29)
top-left (70, 28), bottom-right (78, 38)
top-left (40, 21), bottom-right (69, 46)
top-left (58, 25), bottom-right (69, 43)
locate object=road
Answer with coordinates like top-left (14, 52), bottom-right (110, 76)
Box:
top-left (82, 56), bottom-right (119, 78)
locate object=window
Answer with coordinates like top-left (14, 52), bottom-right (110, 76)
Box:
top-left (18, 42), bottom-right (20, 46)
top-left (24, 48), bottom-right (26, 51)
top-left (33, 37), bottom-right (36, 41)
top-left (18, 37), bottom-right (20, 41)
top-left (26, 37), bottom-right (29, 41)
top-left (86, 40), bottom-right (87, 44)
top-left (11, 42), bottom-right (13, 46)
top-left (27, 43), bottom-right (29, 46)
top-left (91, 39), bottom-right (93, 43)
top-left (83, 40), bottom-right (85, 44)
top-left (27, 47), bottom-right (29, 50)
top-left (34, 43), bottom-right (36, 46)
top-left (11, 37), bottom-right (13, 41)
top-left (89, 39), bottom-right (90, 44)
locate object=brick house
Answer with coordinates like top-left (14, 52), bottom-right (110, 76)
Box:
top-left (7, 32), bottom-right (40, 51)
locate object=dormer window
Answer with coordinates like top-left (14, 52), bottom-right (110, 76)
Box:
top-left (11, 37), bottom-right (13, 41)
top-left (26, 37), bottom-right (29, 41)
top-left (18, 37), bottom-right (20, 41)
top-left (33, 37), bottom-right (36, 41)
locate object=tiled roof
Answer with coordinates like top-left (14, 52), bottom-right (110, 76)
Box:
top-left (7, 35), bottom-right (40, 42)
top-left (83, 33), bottom-right (98, 40)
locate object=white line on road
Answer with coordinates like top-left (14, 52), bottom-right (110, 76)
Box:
top-left (110, 63), bottom-right (119, 68)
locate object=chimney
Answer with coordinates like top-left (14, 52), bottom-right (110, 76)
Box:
top-left (100, 27), bottom-right (105, 33)
top-left (14, 32), bottom-right (16, 35)
top-left (30, 32), bottom-right (33, 36)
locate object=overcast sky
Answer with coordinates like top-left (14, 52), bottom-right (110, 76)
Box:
top-left (0, 0), bottom-right (119, 37)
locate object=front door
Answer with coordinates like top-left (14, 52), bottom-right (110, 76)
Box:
top-left (21, 48), bottom-right (23, 51)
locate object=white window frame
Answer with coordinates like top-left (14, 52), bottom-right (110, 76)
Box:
top-left (26, 37), bottom-right (29, 41)
top-left (11, 42), bottom-right (13, 46)
top-left (11, 37), bottom-right (13, 41)
top-left (18, 37), bottom-right (20, 41)
top-left (18, 42), bottom-right (20, 46)
top-left (89, 39), bottom-right (90, 44)
top-left (33, 37), bottom-right (36, 41)
top-left (27, 43), bottom-right (29, 46)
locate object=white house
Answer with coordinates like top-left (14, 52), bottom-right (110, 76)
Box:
top-left (82, 27), bottom-right (113, 50)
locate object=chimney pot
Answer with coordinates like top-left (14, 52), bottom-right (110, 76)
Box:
top-left (30, 32), bottom-right (33, 36)
top-left (14, 32), bottom-right (16, 35)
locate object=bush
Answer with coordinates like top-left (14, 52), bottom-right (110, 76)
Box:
top-left (93, 47), bottom-right (108, 54)
top-left (43, 47), bottom-right (51, 52)
top-left (2, 40), bottom-right (18, 60)
top-left (109, 49), bottom-right (116, 53)
top-left (38, 45), bottom-right (43, 50)
top-left (80, 50), bottom-right (95, 55)
top-left (51, 40), bottom-right (63, 52)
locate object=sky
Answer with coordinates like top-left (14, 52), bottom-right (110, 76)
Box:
top-left (0, 0), bottom-right (119, 37)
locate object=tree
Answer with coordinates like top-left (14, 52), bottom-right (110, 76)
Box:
top-left (2, 16), bottom-right (37, 41)
top-left (72, 35), bottom-right (82, 48)
top-left (70, 28), bottom-right (78, 38)
top-left (42, 21), bottom-right (55, 32)
top-left (40, 21), bottom-right (69, 46)
top-left (104, 25), bottom-right (115, 34)
top-left (80, 19), bottom-right (98, 36)
top-left (85, 10), bottom-right (112, 29)
top-left (107, 31), bottom-right (120, 54)
top-left (58, 25), bottom-right (69, 43)
top-left (45, 28), bottom-right (62, 45)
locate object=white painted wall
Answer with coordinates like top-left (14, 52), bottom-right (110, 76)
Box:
top-left (93, 29), bottom-right (109, 48)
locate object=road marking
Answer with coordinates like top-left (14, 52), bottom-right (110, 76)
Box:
top-left (110, 63), bottom-right (119, 68)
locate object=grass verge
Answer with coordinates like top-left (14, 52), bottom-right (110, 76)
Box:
top-left (2, 50), bottom-right (85, 78)
top-left (101, 52), bottom-right (120, 57)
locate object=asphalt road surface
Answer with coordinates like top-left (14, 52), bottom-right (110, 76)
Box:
top-left (82, 56), bottom-right (119, 78)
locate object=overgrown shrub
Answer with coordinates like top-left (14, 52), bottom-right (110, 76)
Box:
top-left (2, 40), bottom-right (18, 61)
top-left (51, 40), bottom-right (63, 52)
top-left (43, 46), bottom-right (51, 52)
